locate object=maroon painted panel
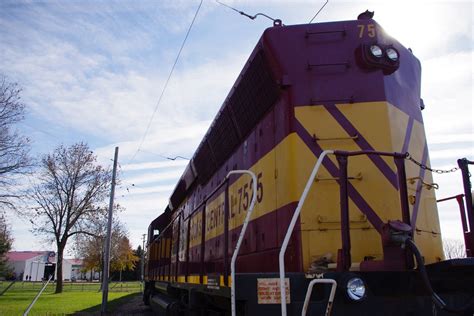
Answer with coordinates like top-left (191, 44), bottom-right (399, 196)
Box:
top-left (204, 234), bottom-right (225, 261)
top-left (256, 211), bottom-right (278, 252)
top-left (262, 21), bottom-right (422, 121)
top-left (185, 202), bottom-right (302, 274)
top-left (276, 202), bottom-right (303, 272)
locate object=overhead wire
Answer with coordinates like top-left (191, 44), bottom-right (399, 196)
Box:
top-left (309, 0), bottom-right (329, 23)
top-left (129, 0), bottom-right (203, 163)
top-left (116, 158), bottom-right (185, 198)
top-left (137, 149), bottom-right (190, 161)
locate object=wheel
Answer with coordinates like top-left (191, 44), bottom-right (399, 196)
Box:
top-left (143, 282), bottom-right (152, 305)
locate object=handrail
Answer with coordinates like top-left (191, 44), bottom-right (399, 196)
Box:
top-left (437, 193), bottom-right (472, 257)
top-left (437, 194), bottom-right (464, 203)
top-left (301, 278), bottom-right (337, 316)
top-left (279, 150), bottom-right (333, 316)
top-left (23, 275), bottom-right (53, 316)
top-left (229, 170), bottom-right (257, 316)
top-left (0, 280), bottom-right (15, 296)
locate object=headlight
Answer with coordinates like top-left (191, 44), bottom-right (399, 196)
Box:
top-left (346, 277), bottom-right (366, 301)
top-left (369, 45), bottom-right (383, 58)
top-left (357, 43), bottom-right (400, 75)
top-left (386, 48), bottom-right (399, 61)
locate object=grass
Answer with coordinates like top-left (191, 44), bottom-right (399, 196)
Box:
top-left (0, 281), bottom-right (142, 315)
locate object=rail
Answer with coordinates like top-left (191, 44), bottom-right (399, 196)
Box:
top-left (279, 150), bottom-right (333, 316)
top-left (458, 158), bottom-right (473, 257)
top-left (302, 278), bottom-right (337, 316)
top-left (437, 193), bottom-right (472, 257)
top-left (0, 280), bottom-right (15, 296)
top-left (23, 275), bottom-right (53, 316)
top-left (229, 170), bottom-right (257, 316)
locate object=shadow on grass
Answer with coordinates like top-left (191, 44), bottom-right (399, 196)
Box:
top-left (73, 292), bottom-right (141, 315)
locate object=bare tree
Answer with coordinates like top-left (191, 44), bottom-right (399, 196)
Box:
top-left (27, 143), bottom-right (112, 293)
top-left (0, 75), bottom-right (31, 209)
top-left (443, 239), bottom-right (466, 259)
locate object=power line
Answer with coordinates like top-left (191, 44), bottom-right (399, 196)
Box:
top-left (138, 149), bottom-right (190, 161)
top-left (129, 0), bottom-right (203, 163)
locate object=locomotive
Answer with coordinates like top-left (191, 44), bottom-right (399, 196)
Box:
top-left (144, 12), bottom-right (474, 315)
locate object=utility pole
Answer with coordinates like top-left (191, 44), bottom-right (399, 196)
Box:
top-left (141, 234), bottom-right (146, 291)
top-left (101, 147), bottom-right (119, 314)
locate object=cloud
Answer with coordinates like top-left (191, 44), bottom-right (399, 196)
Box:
top-left (117, 184), bottom-right (176, 196)
top-left (124, 169), bottom-right (185, 186)
top-left (430, 148), bottom-right (474, 160)
top-left (428, 134), bottom-right (473, 145)
top-left (1, 1), bottom-right (247, 153)
top-left (122, 159), bottom-right (188, 172)
top-left (92, 119), bottom-right (211, 165)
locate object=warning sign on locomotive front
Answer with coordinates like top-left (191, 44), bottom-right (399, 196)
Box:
top-left (257, 278), bottom-right (290, 304)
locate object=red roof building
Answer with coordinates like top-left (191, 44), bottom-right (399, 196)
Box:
top-left (6, 251), bottom-right (55, 281)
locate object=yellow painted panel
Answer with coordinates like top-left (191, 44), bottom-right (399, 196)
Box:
top-left (407, 120), bottom-right (440, 227)
top-left (413, 230), bottom-right (444, 263)
top-left (294, 104), bottom-right (400, 218)
top-left (179, 219), bottom-right (189, 261)
top-left (305, 228), bottom-right (382, 265)
top-left (205, 193), bottom-right (225, 241)
top-left (405, 118), bottom-right (427, 209)
top-left (202, 137), bottom-right (278, 240)
top-left (172, 275), bottom-right (232, 287)
top-left (387, 103), bottom-right (410, 153)
top-left (189, 211), bottom-right (203, 248)
top-left (186, 275), bottom-right (201, 284)
top-left (227, 150), bottom-right (276, 231)
top-left (337, 102), bottom-right (395, 152)
top-left (336, 102), bottom-right (396, 170)
top-left (294, 102), bottom-right (443, 268)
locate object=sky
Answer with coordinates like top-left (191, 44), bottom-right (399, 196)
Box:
top-left (0, 0), bottom-right (472, 255)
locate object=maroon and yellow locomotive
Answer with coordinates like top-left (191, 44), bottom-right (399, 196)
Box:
top-left (144, 12), bottom-right (474, 316)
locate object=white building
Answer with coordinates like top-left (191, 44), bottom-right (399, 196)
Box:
top-left (6, 251), bottom-right (55, 281)
top-left (68, 258), bottom-right (87, 280)
top-left (7, 251), bottom-right (87, 281)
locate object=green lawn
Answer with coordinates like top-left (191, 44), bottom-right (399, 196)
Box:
top-left (0, 281), bottom-right (142, 315)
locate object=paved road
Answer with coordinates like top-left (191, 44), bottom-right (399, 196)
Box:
top-left (113, 294), bottom-right (154, 316)
top-left (109, 293), bottom-right (154, 315)
top-left (75, 293), bottom-right (154, 316)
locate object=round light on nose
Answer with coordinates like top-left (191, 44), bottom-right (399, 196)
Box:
top-left (369, 45), bottom-right (383, 58)
top-left (346, 277), bottom-right (366, 301)
top-left (386, 48), bottom-right (399, 61)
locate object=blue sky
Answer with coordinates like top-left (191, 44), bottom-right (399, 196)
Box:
top-left (1, 0), bottom-right (472, 254)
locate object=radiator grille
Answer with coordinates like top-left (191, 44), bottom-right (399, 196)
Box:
top-left (192, 49), bottom-right (279, 185)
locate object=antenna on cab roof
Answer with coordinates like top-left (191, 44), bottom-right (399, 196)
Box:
top-left (215, 0), bottom-right (283, 27)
